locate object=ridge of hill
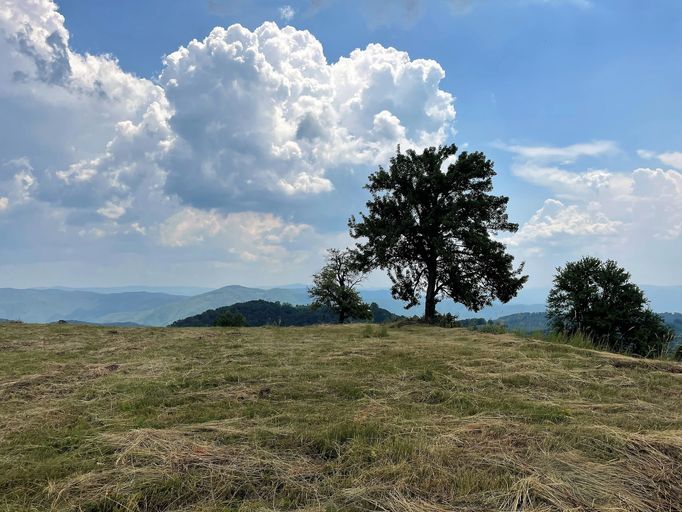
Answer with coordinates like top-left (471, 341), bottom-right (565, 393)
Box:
top-left (0, 288), bottom-right (184, 324)
top-left (38, 286), bottom-right (212, 296)
top-left (117, 286), bottom-right (313, 326)
top-left (169, 299), bottom-right (398, 327)
top-left (492, 312), bottom-right (682, 350)
top-left (0, 285), bottom-right (680, 326)
top-left (1, 323), bottom-right (680, 510)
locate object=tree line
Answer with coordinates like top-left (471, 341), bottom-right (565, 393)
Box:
top-left (308, 144), bottom-right (675, 358)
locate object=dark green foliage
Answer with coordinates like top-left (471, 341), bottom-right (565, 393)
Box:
top-left (662, 312), bottom-right (682, 358)
top-left (308, 249), bottom-right (371, 324)
top-left (170, 300), bottom-right (398, 327)
top-left (547, 257), bottom-right (675, 357)
top-left (349, 144), bottom-right (527, 322)
top-left (214, 311), bottom-right (247, 327)
top-left (434, 313), bottom-right (458, 328)
top-left (456, 318), bottom-right (489, 328)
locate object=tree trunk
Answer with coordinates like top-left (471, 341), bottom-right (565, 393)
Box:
top-left (424, 273), bottom-right (437, 323)
top-left (338, 311), bottom-right (346, 324)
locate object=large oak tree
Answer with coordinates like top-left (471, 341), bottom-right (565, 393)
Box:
top-left (349, 144), bottom-right (527, 322)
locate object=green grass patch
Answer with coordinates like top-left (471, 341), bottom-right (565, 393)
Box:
top-left (0, 323), bottom-right (680, 511)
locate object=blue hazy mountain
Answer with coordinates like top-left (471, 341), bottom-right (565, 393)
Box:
top-left (38, 286), bottom-right (212, 296)
top-left (0, 288), bottom-right (184, 323)
top-left (113, 285), bottom-right (312, 326)
top-left (0, 284), bottom-right (679, 326)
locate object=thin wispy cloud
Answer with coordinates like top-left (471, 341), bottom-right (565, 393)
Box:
top-left (497, 140), bottom-right (618, 164)
top-left (279, 4), bottom-right (295, 21)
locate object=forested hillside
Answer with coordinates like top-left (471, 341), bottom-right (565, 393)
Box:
top-left (170, 300), bottom-right (398, 327)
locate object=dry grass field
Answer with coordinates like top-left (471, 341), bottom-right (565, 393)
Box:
top-left (0, 323), bottom-right (681, 511)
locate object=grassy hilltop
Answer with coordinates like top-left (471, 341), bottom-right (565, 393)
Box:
top-left (1, 324), bottom-right (681, 511)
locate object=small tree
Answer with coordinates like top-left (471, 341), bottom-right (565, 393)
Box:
top-left (349, 144), bottom-right (527, 322)
top-left (309, 249), bottom-right (371, 324)
top-left (547, 256), bottom-right (674, 356)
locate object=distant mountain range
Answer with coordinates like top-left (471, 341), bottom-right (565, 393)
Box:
top-left (493, 311), bottom-right (682, 348)
top-left (0, 284), bottom-right (679, 326)
top-left (35, 286), bottom-right (213, 296)
top-left (0, 288), bottom-right (181, 324)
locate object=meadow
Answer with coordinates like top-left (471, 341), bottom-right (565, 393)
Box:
top-left (1, 323), bottom-right (681, 511)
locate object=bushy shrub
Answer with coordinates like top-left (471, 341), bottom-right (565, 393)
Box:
top-left (547, 257), bottom-right (674, 357)
top-left (214, 311), bottom-right (248, 327)
top-left (474, 322), bottom-right (507, 335)
top-left (434, 312), bottom-right (458, 328)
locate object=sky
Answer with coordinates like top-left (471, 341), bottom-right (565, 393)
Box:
top-left (0, 0), bottom-right (680, 290)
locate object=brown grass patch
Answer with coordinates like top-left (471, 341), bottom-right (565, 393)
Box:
top-left (0, 323), bottom-right (680, 511)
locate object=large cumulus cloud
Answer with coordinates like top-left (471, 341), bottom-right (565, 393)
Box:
top-left (158, 22), bottom-right (454, 209)
top-left (0, 1), bottom-right (456, 285)
top-left (52, 21), bottom-right (455, 224)
top-left (0, 0), bottom-right (161, 172)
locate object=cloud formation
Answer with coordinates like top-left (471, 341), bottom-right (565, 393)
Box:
top-left (157, 23), bottom-right (454, 209)
top-left (638, 149), bottom-right (682, 171)
top-left (0, 0), bottom-right (456, 285)
top-left (499, 140), bottom-right (617, 164)
top-left (506, 198), bottom-right (621, 249)
top-left (502, 141), bottom-right (682, 283)
top-left (279, 5), bottom-right (295, 21)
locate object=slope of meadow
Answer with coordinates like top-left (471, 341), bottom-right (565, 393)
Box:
top-left (0, 323), bottom-right (681, 511)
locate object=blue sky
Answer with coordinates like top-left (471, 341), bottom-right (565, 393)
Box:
top-left (0, 0), bottom-right (680, 289)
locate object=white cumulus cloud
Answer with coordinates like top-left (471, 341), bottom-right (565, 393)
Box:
top-left (505, 198), bottom-right (621, 250)
top-left (502, 141), bottom-right (682, 284)
top-left (158, 22), bottom-right (455, 209)
top-left (0, 1), bottom-right (458, 285)
top-left (159, 208), bottom-right (314, 263)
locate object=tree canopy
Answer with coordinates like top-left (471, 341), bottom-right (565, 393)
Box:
top-left (547, 256), bottom-right (674, 356)
top-left (349, 144), bottom-right (527, 322)
top-left (308, 249), bottom-right (371, 324)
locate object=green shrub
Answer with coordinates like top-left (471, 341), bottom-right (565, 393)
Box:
top-left (434, 313), bottom-right (458, 328)
top-left (214, 311), bottom-right (248, 327)
top-left (547, 257), bottom-right (675, 357)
